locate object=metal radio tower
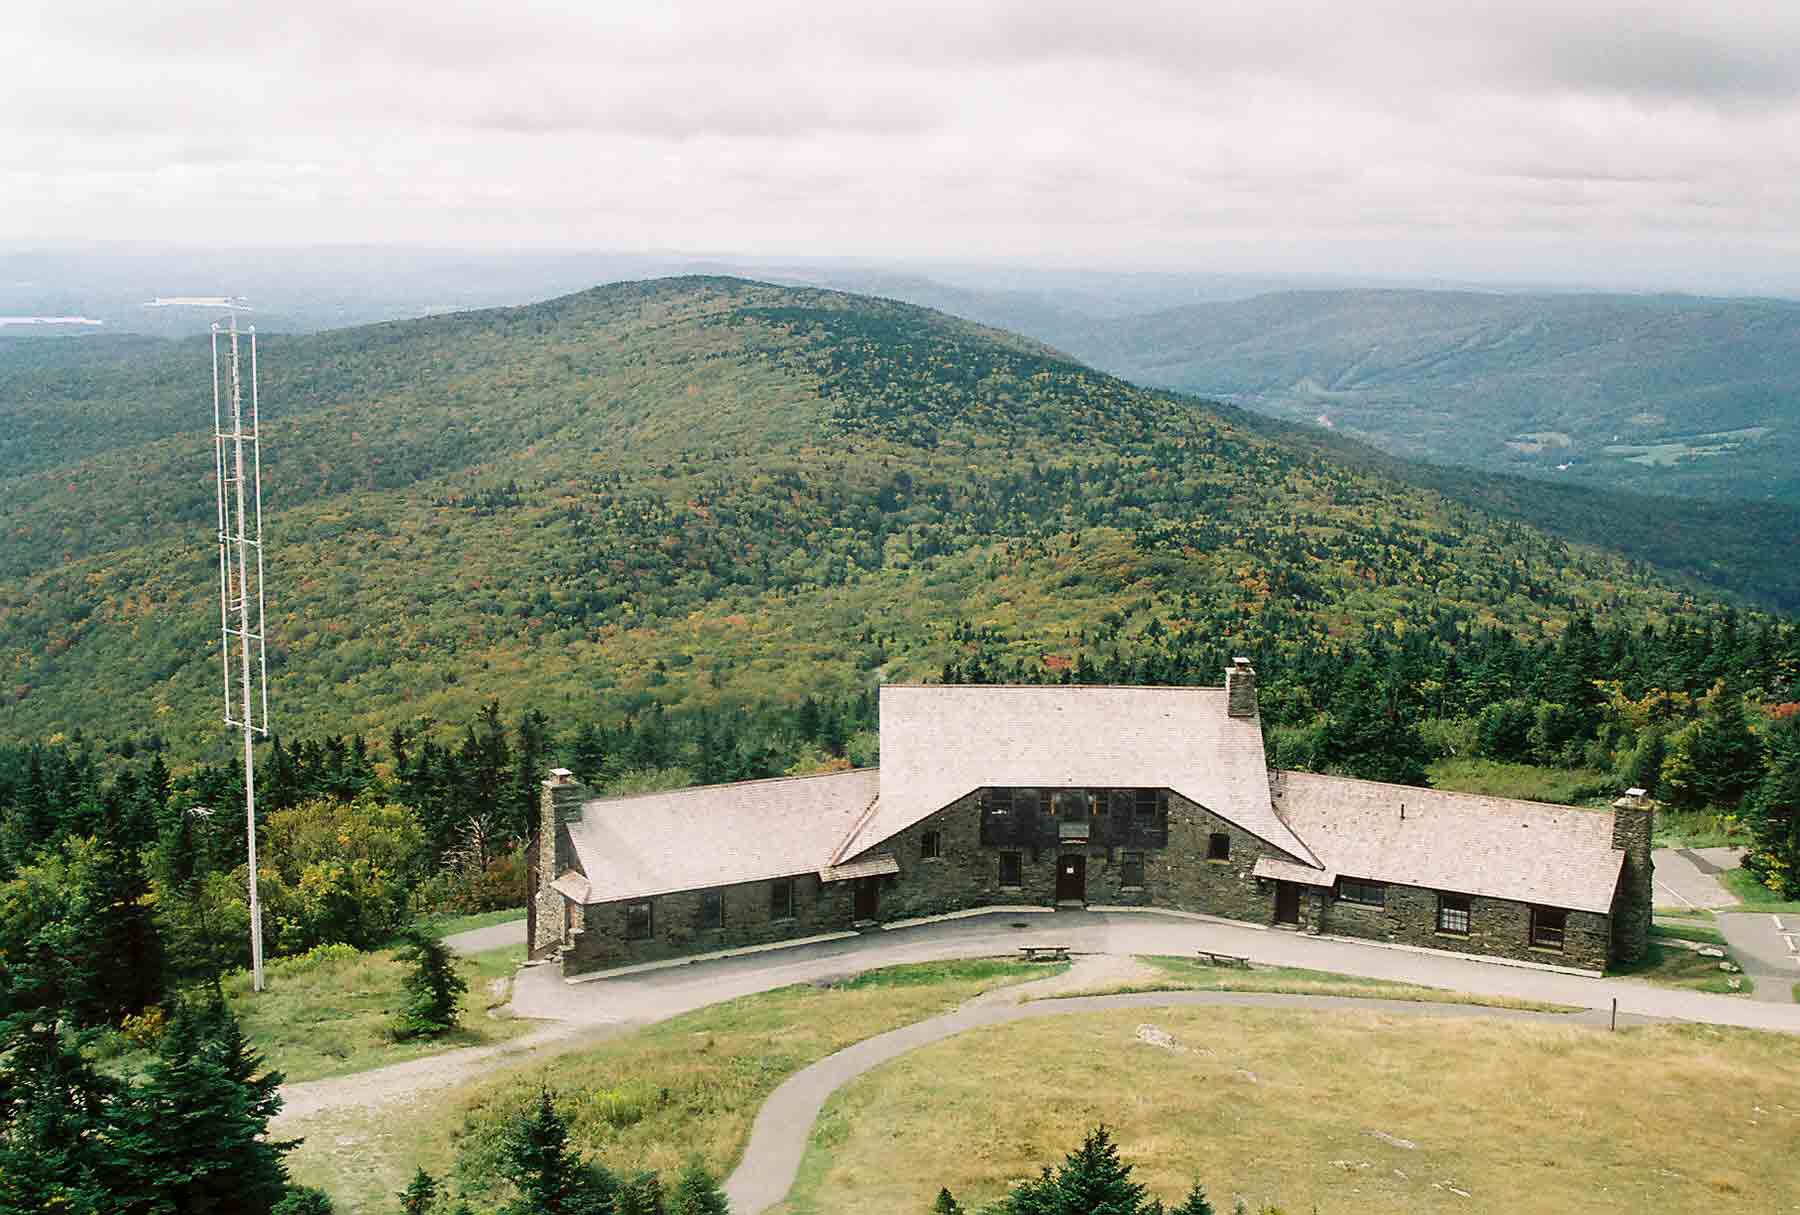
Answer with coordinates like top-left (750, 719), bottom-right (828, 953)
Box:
top-left (148, 295), bottom-right (272, 991)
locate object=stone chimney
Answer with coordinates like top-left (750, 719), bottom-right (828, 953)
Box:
top-left (1226, 658), bottom-right (1258, 719)
top-left (1609, 787), bottom-right (1655, 964)
top-left (532, 768), bottom-right (590, 956)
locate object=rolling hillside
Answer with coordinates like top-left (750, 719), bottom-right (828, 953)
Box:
top-left (0, 277), bottom-right (1788, 757)
top-left (1034, 289), bottom-right (1800, 504)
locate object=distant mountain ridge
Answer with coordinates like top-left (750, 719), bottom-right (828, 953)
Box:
top-left (1, 276), bottom-right (1792, 757)
top-left (1037, 288), bottom-right (1800, 504)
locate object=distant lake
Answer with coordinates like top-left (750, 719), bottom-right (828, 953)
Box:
top-left (0, 316), bottom-right (104, 326)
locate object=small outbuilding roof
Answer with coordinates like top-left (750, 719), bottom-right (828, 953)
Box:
top-left (562, 768), bottom-right (879, 904)
top-left (838, 684), bottom-right (1318, 866)
top-left (1272, 772), bottom-right (1624, 914)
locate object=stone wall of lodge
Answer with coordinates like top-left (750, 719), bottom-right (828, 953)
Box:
top-left (561, 870), bottom-right (858, 974)
top-left (545, 782), bottom-right (1615, 975)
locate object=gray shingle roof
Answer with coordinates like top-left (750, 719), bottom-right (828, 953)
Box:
top-left (563, 768), bottom-right (879, 904)
top-left (839, 684), bottom-right (1317, 865)
top-left (1272, 771), bottom-right (1624, 913)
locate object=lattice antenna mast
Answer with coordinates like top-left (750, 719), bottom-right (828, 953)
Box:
top-left (215, 302), bottom-right (270, 991)
top-left (149, 294), bottom-right (270, 992)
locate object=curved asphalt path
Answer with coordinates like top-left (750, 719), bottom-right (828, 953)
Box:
top-left (721, 971), bottom-right (1619, 1215)
top-left (281, 905), bottom-right (1800, 1129)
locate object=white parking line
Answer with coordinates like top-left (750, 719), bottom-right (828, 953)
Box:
top-left (1774, 915), bottom-right (1786, 932)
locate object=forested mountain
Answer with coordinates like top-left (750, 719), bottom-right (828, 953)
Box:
top-left (1041, 289), bottom-right (1800, 504)
top-left (1, 276), bottom-right (1794, 758)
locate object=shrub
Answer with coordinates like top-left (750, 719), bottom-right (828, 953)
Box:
top-left (120, 1005), bottom-right (168, 1048)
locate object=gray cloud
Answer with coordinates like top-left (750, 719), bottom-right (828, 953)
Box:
top-left (2, 0), bottom-right (1797, 289)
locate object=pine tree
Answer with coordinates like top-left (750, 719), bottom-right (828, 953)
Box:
top-left (272, 1186), bottom-right (335, 1214)
top-left (392, 931), bottom-right (468, 1039)
top-left (1744, 713), bottom-right (1800, 898)
top-left (1686, 686), bottom-right (1764, 808)
top-left (398, 1168), bottom-right (440, 1215)
top-left (931, 1187), bottom-right (964, 1215)
top-left (498, 1090), bottom-right (618, 1215)
top-left (617, 1171), bottom-right (666, 1215)
top-left (988, 1125), bottom-right (1160, 1215)
top-left (669, 1159), bottom-right (730, 1215)
top-left (1319, 661), bottom-right (1431, 786)
top-left (108, 1001), bottom-right (294, 1213)
top-left (1170, 1182), bottom-right (1215, 1215)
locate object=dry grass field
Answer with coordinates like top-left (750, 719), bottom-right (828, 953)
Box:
top-left (284, 958), bottom-right (1061, 1212)
top-left (777, 1008), bottom-right (1800, 1215)
top-left (1045, 957), bottom-right (1574, 1011)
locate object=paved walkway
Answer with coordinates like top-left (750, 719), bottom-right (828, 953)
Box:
top-left (1651, 846), bottom-right (1744, 909)
top-left (1718, 911), bottom-right (1800, 1004)
top-left (279, 907), bottom-right (1800, 1131)
top-left (442, 917), bottom-right (528, 955)
top-left (721, 955), bottom-right (1619, 1215)
top-left (507, 908), bottom-right (1800, 1032)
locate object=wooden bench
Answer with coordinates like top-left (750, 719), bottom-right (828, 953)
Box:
top-left (1019, 945), bottom-right (1072, 963)
top-left (1195, 950), bottom-right (1251, 969)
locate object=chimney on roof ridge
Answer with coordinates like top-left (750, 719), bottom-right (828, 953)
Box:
top-left (1226, 657), bottom-right (1258, 719)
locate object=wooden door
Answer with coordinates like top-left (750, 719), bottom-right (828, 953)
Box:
top-left (854, 876), bottom-right (879, 920)
top-left (1275, 881), bottom-right (1301, 925)
top-left (1056, 853), bottom-right (1087, 902)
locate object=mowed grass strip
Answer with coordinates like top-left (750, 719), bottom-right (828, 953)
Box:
top-left (1720, 868), bottom-right (1800, 915)
top-left (228, 941), bottom-right (533, 1085)
top-left (777, 1009), bottom-right (1800, 1215)
top-left (1610, 941), bottom-right (1753, 995)
top-left (284, 957), bottom-right (1060, 1213)
top-left (1039, 956), bottom-right (1576, 1012)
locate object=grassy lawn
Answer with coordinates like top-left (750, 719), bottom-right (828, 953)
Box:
top-left (1719, 868), bottom-right (1800, 915)
top-left (776, 1009), bottom-right (1800, 1215)
top-left (284, 957), bottom-right (1060, 1213)
top-left (224, 941), bottom-right (533, 1084)
top-left (1649, 921), bottom-right (1727, 947)
top-left (1651, 811), bottom-right (1748, 850)
top-left (1044, 956), bottom-right (1574, 1013)
top-left (1424, 758), bottom-right (1613, 807)
top-left (1654, 906), bottom-right (1714, 920)
top-left (1610, 941), bottom-right (1752, 995)
top-left (413, 906), bottom-right (529, 939)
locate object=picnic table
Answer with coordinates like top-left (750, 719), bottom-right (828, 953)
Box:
top-left (1195, 949), bottom-right (1250, 969)
top-left (1019, 945), bottom-right (1072, 963)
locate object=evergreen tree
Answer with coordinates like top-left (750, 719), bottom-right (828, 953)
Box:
top-left (1170, 1182), bottom-right (1215, 1215)
top-left (668, 1159), bottom-right (730, 1215)
top-left (272, 1186), bottom-right (335, 1214)
top-left (398, 1168), bottom-right (440, 1215)
top-left (0, 1024), bottom-right (118, 1215)
top-left (1689, 687), bottom-right (1764, 808)
top-left (1744, 713), bottom-right (1800, 898)
top-left (498, 1090), bottom-right (617, 1215)
top-left (108, 1001), bottom-right (294, 1213)
top-left (1318, 662), bottom-right (1431, 787)
top-left (1618, 728), bottom-right (1666, 798)
top-left (617, 1171), bottom-right (665, 1215)
top-left (931, 1187), bottom-right (964, 1215)
top-left (393, 931), bottom-right (468, 1040)
top-left (989, 1125), bottom-right (1160, 1215)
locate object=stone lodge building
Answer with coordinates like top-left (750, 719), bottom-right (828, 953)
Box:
top-left (532, 665), bottom-right (1653, 976)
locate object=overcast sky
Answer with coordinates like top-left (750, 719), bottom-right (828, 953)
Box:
top-left (7, 1), bottom-right (1800, 290)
